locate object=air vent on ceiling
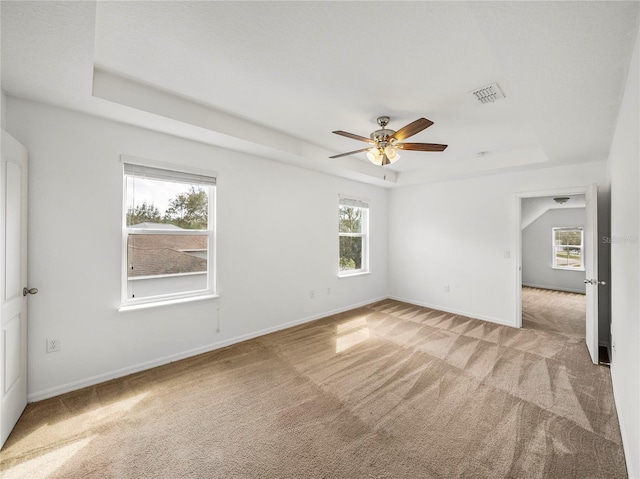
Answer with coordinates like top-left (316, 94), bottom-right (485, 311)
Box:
top-left (470, 83), bottom-right (505, 104)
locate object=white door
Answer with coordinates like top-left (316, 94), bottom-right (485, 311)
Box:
top-left (584, 183), bottom-right (599, 364)
top-left (1, 130), bottom-right (29, 448)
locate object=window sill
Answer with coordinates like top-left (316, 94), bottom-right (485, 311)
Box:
top-left (551, 266), bottom-right (586, 272)
top-left (338, 271), bottom-right (371, 278)
top-left (119, 293), bottom-right (219, 312)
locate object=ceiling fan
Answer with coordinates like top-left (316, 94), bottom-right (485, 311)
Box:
top-left (330, 116), bottom-right (448, 166)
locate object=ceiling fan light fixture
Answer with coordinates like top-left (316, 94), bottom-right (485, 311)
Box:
top-left (366, 148), bottom-right (383, 165)
top-left (384, 145), bottom-right (401, 163)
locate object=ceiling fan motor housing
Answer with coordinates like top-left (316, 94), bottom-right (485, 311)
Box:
top-left (370, 128), bottom-right (395, 146)
top-left (372, 116), bottom-right (394, 146)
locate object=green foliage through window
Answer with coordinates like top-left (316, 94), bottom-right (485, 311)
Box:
top-left (339, 203), bottom-right (367, 273)
top-left (339, 205), bottom-right (362, 233)
top-left (553, 227), bottom-right (583, 269)
top-left (164, 187), bottom-right (208, 229)
top-left (126, 186), bottom-right (208, 230)
top-left (340, 236), bottom-right (363, 270)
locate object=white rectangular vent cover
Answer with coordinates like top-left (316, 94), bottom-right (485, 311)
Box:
top-left (470, 83), bottom-right (505, 104)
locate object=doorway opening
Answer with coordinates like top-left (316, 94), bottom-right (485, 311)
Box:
top-left (520, 194), bottom-right (586, 337)
top-left (515, 186), bottom-right (599, 364)
top-left (520, 194), bottom-right (586, 340)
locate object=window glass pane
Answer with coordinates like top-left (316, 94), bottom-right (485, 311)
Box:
top-left (339, 205), bottom-right (362, 233)
top-left (127, 233), bottom-right (208, 299)
top-left (126, 176), bottom-right (208, 230)
top-left (554, 229), bottom-right (582, 246)
top-left (552, 227), bottom-right (583, 269)
top-left (339, 236), bottom-right (363, 271)
top-left (554, 246), bottom-right (582, 268)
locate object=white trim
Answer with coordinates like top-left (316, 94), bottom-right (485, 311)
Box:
top-left (338, 271), bottom-right (371, 278)
top-left (515, 195), bottom-right (523, 328)
top-left (516, 186), bottom-right (589, 199)
top-left (522, 283), bottom-right (586, 294)
top-left (338, 193), bottom-right (370, 205)
top-left (120, 154), bottom-right (218, 179)
top-left (127, 229), bottom-right (206, 236)
top-left (388, 295), bottom-right (516, 328)
top-left (121, 287), bottom-right (214, 309)
top-left (118, 293), bottom-right (219, 312)
top-left (128, 271), bottom-right (207, 281)
top-left (28, 296), bottom-right (387, 402)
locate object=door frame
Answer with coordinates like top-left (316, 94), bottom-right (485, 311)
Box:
top-left (515, 186), bottom-right (592, 328)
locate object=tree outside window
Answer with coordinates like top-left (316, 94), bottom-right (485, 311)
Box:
top-left (126, 186), bottom-right (208, 230)
top-left (552, 227), bottom-right (584, 269)
top-left (339, 198), bottom-right (368, 275)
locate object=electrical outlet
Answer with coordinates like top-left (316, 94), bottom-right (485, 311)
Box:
top-left (444, 284), bottom-right (450, 293)
top-left (326, 287), bottom-right (331, 295)
top-left (46, 338), bottom-right (61, 353)
top-left (309, 289), bottom-right (315, 299)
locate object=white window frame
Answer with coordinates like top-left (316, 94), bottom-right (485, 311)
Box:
top-left (338, 196), bottom-right (369, 277)
top-left (551, 226), bottom-right (584, 271)
top-left (120, 159), bottom-right (217, 310)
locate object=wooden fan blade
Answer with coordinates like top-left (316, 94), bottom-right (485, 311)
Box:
top-left (398, 142), bottom-right (448, 152)
top-left (332, 130), bottom-right (374, 144)
top-left (392, 118), bottom-right (434, 141)
top-left (329, 147), bottom-right (372, 159)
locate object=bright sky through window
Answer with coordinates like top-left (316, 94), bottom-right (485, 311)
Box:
top-left (125, 177), bottom-right (190, 217)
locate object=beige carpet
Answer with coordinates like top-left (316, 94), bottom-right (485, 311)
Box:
top-left (522, 286), bottom-right (586, 337)
top-left (0, 298), bottom-right (626, 478)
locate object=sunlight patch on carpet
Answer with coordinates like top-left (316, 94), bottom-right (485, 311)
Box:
top-left (336, 317), bottom-right (370, 353)
top-left (2, 435), bottom-right (96, 479)
top-left (2, 392), bottom-right (149, 463)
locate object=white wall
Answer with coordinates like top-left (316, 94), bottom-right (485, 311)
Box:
top-left (388, 162), bottom-right (608, 326)
top-left (6, 98), bottom-right (388, 400)
top-left (522, 208), bottom-right (586, 293)
top-left (608, 28), bottom-right (640, 479)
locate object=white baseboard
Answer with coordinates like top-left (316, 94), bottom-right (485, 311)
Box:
top-left (522, 283), bottom-right (586, 294)
top-left (27, 296), bottom-right (387, 402)
top-left (387, 295), bottom-right (516, 328)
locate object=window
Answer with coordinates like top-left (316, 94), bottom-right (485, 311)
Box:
top-left (122, 162), bottom-right (216, 307)
top-left (552, 227), bottom-right (584, 270)
top-left (339, 197), bottom-right (369, 275)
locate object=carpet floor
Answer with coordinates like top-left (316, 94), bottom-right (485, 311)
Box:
top-left (0, 293), bottom-right (626, 478)
top-left (522, 286), bottom-right (586, 338)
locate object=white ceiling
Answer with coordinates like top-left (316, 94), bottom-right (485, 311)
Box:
top-left (2, 1), bottom-right (639, 188)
